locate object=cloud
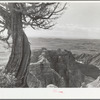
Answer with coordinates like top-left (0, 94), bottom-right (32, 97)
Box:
top-left (56, 23), bottom-right (100, 33)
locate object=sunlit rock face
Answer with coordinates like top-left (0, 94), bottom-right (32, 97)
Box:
top-left (29, 48), bottom-right (84, 87)
top-left (75, 53), bottom-right (93, 64)
top-left (46, 84), bottom-right (58, 88)
top-left (75, 52), bottom-right (100, 70)
top-left (86, 76), bottom-right (100, 88)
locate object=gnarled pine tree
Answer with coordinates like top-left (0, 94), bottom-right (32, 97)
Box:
top-left (0, 3), bottom-right (66, 87)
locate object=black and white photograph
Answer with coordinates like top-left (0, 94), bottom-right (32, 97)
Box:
top-left (0, 1), bottom-right (100, 88)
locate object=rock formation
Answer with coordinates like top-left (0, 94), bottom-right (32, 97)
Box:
top-left (89, 53), bottom-right (100, 69)
top-left (86, 76), bottom-right (100, 87)
top-left (75, 53), bottom-right (93, 64)
top-left (28, 48), bottom-right (100, 87)
top-left (30, 48), bottom-right (84, 87)
top-left (28, 52), bottom-right (65, 87)
top-left (75, 52), bottom-right (100, 69)
top-left (76, 62), bottom-right (100, 79)
top-left (46, 84), bottom-right (58, 88)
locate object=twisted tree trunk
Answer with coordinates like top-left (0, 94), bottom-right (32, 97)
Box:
top-left (5, 4), bottom-right (31, 87)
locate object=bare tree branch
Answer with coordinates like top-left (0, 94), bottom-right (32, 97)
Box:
top-left (0, 2), bottom-right (67, 36)
top-left (21, 3), bottom-right (67, 29)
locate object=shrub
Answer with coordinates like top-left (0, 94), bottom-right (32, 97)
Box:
top-left (0, 72), bottom-right (16, 87)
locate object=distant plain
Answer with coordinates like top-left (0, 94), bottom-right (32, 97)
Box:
top-left (29, 38), bottom-right (100, 55)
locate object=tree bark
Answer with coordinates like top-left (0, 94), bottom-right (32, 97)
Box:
top-left (5, 4), bottom-right (31, 87)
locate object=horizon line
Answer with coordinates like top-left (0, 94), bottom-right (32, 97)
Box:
top-left (28, 37), bottom-right (100, 40)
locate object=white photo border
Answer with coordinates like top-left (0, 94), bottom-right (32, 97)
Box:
top-left (0, 1), bottom-right (99, 99)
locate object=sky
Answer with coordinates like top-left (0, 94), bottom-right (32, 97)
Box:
top-left (25, 2), bottom-right (100, 39)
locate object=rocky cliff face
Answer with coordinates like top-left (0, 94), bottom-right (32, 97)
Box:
top-left (75, 53), bottom-right (93, 64)
top-left (28, 49), bottom-right (66, 87)
top-left (27, 48), bottom-right (100, 87)
top-left (75, 52), bottom-right (100, 69)
top-left (89, 53), bottom-right (100, 69)
top-left (86, 76), bottom-right (100, 87)
top-left (74, 53), bottom-right (100, 87)
top-left (29, 48), bottom-right (85, 87)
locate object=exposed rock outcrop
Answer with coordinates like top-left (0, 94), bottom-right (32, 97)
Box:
top-left (30, 48), bottom-right (84, 87)
top-left (86, 76), bottom-right (100, 87)
top-left (89, 53), bottom-right (100, 69)
top-left (76, 62), bottom-right (100, 79)
top-left (75, 52), bottom-right (100, 69)
top-left (28, 54), bottom-right (65, 87)
top-left (27, 72), bottom-right (42, 88)
top-left (75, 53), bottom-right (93, 64)
top-left (29, 48), bottom-right (100, 87)
top-left (46, 84), bottom-right (58, 88)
